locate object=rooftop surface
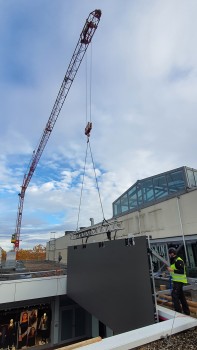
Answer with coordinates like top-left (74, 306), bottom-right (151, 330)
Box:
top-left (0, 259), bottom-right (67, 280)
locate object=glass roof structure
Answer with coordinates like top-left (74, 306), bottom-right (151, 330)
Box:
top-left (113, 166), bottom-right (197, 217)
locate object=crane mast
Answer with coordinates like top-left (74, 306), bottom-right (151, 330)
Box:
top-left (12, 9), bottom-right (102, 250)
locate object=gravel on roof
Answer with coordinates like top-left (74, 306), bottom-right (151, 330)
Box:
top-left (136, 326), bottom-right (197, 350)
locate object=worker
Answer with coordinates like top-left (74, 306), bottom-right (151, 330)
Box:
top-left (58, 252), bottom-right (62, 263)
top-left (167, 247), bottom-right (190, 315)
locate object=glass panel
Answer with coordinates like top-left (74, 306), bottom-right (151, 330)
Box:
top-left (128, 186), bottom-right (138, 210)
top-left (61, 309), bottom-right (73, 341)
top-left (191, 242), bottom-right (197, 266)
top-left (194, 171), bottom-right (197, 187)
top-left (166, 170), bottom-right (185, 194)
top-left (120, 193), bottom-right (129, 213)
top-left (153, 175), bottom-right (168, 200)
top-left (75, 308), bottom-right (86, 337)
top-left (136, 183), bottom-right (143, 206)
top-left (150, 243), bottom-right (168, 272)
top-left (142, 179), bottom-right (154, 203)
top-left (187, 243), bottom-right (196, 268)
top-left (187, 169), bottom-right (196, 187)
top-left (113, 199), bottom-right (121, 215)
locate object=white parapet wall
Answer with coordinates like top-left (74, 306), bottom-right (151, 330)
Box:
top-left (79, 306), bottom-right (197, 350)
top-left (0, 275), bottom-right (67, 303)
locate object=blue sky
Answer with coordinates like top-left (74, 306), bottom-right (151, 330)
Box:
top-left (1, 0), bottom-right (197, 251)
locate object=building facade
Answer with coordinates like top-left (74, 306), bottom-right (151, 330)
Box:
top-left (0, 275), bottom-right (95, 349)
top-left (46, 166), bottom-right (197, 274)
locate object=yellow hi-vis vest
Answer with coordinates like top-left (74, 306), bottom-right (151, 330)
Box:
top-left (170, 257), bottom-right (187, 284)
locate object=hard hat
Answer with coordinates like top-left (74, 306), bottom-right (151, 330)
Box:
top-left (168, 247), bottom-right (176, 255)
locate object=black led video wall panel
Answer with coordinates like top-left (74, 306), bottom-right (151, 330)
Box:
top-left (67, 236), bottom-right (155, 334)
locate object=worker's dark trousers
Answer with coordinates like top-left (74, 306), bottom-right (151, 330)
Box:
top-left (171, 281), bottom-right (190, 315)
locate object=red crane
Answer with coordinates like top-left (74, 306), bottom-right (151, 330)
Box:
top-left (11, 9), bottom-right (102, 250)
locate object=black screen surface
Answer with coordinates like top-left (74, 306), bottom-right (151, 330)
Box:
top-left (67, 236), bottom-right (155, 334)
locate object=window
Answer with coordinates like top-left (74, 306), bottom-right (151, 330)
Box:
top-left (153, 175), bottom-right (168, 200)
top-left (75, 308), bottom-right (86, 337)
top-left (61, 309), bottom-right (73, 340)
top-left (136, 183), bottom-right (143, 206)
top-left (128, 186), bottom-right (138, 210)
top-left (194, 171), bottom-right (197, 187)
top-left (187, 169), bottom-right (196, 188)
top-left (120, 193), bottom-right (129, 213)
top-left (113, 199), bottom-right (121, 216)
top-left (167, 170), bottom-right (185, 194)
top-left (61, 307), bottom-right (87, 341)
top-left (150, 243), bottom-right (169, 272)
top-left (112, 167), bottom-right (192, 218)
top-left (142, 179), bottom-right (154, 203)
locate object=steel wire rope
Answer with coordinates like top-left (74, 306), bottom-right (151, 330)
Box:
top-left (88, 43), bottom-right (105, 220)
top-left (159, 310), bottom-right (177, 350)
top-left (160, 276), bottom-right (190, 350)
top-left (88, 139), bottom-right (105, 220)
top-left (159, 233), bottom-right (190, 349)
top-left (87, 41), bottom-right (105, 221)
top-left (76, 41), bottom-right (106, 234)
top-left (76, 142), bottom-right (89, 232)
top-left (75, 47), bottom-right (90, 233)
top-left (165, 310), bottom-right (177, 349)
top-left (147, 235), bottom-right (176, 350)
top-left (159, 275), bottom-right (179, 349)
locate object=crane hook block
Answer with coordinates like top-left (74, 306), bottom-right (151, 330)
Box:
top-left (85, 122), bottom-right (92, 137)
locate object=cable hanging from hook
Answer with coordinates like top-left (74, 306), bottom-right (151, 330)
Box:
top-left (88, 139), bottom-right (105, 220)
top-left (76, 41), bottom-right (106, 233)
top-left (76, 141), bottom-right (89, 232)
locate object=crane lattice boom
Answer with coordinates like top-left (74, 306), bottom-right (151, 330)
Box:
top-left (12, 9), bottom-right (102, 250)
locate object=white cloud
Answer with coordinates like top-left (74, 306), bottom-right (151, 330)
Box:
top-left (1, 0), bottom-right (197, 250)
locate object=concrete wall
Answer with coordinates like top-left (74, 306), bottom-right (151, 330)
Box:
top-left (121, 189), bottom-right (197, 239)
top-left (46, 189), bottom-right (197, 264)
top-left (46, 235), bottom-right (71, 263)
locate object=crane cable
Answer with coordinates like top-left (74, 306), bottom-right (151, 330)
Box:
top-left (76, 141), bottom-right (89, 232)
top-left (76, 43), bottom-right (105, 232)
top-left (88, 139), bottom-right (105, 220)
